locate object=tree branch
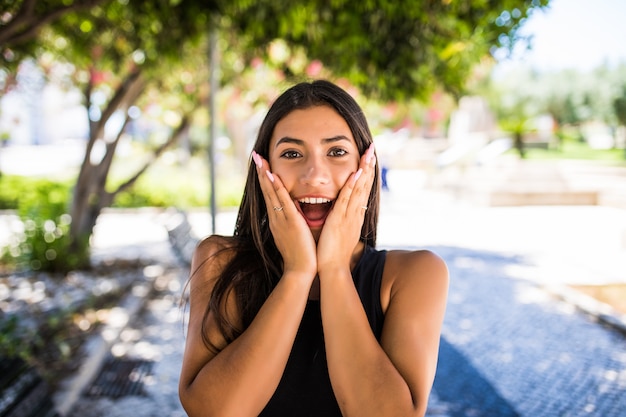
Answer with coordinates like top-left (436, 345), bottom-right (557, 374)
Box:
top-left (0, 0), bottom-right (38, 43)
top-left (95, 109), bottom-right (132, 187)
top-left (0, 0), bottom-right (107, 47)
top-left (113, 114), bottom-right (191, 196)
top-left (89, 68), bottom-right (144, 147)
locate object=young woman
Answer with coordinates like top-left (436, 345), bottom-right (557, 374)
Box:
top-left (179, 80), bottom-right (449, 417)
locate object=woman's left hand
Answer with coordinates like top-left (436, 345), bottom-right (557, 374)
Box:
top-left (316, 144), bottom-right (377, 273)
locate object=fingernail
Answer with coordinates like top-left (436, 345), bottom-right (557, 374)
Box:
top-left (252, 151), bottom-right (263, 168)
top-left (265, 170), bottom-right (275, 182)
top-left (365, 143), bottom-right (375, 164)
top-left (354, 168), bottom-right (363, 181)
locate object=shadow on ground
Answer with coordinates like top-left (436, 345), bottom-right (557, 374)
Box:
top-left (402, 245), bottom-right (626, 417)
top-left (434, 337), bottom-right (520, 417)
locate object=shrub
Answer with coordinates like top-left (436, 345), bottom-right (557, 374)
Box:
top-left (0, 175), bottom-right (27, 210)
top-left (0, 171), bottom-right (242, 272)
top-left (6, 178), bottom-right (85, 272)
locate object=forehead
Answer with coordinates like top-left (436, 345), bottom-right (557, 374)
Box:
top-left (270, 105), bottom-right (356, 148)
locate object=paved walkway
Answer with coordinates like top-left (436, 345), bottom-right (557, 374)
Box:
top-left (54, 170), bottom-right (626, 416)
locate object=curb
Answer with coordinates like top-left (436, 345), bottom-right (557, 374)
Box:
top-left (544, 283), bottom-right (626, 336)
top-left (52, 271), bottom-right (157, 416)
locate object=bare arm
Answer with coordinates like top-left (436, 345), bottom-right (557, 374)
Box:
top-left (180, 153), bottom-right (318, 417)
top-left (314, 142), bottom-right (448, 416)
top-left (320, 250), bottom-right (449, 417)
top-left (178, 237), bottom-right (314, 417)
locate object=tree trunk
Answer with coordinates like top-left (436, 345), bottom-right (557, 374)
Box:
top-left (67, 67), bottom-right (195, 268)
top-left (68, 68), bottom-right (145, 264)
top-left (514, 131), bottom-right (525, 159)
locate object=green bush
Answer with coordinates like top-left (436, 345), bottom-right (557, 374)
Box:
top-left (111, 169), bottom-right (243, 208)
top-left (0, 170), bottom-right (242, 272)
top-left (6, 178), bottom-right (84, 272)
top-left (0, 171), bottom-right (242, 211)
top-left (0, 175), bottom-right (27, 209)
top-left (0, 274), bottom-right (138, 383)
top-left (0, 308), bottom-right (77, 366)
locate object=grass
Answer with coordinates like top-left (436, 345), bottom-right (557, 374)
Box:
top-left (514, 129), bottom-right (626, 163)
top-left (107, 147), bottom-right (246, 209)
top-left (110, 156), bottom-right (244, 209)
top-left (524, 141), bottom-right (626, 163)
top-left (0, 144), bottom-right (247, 209)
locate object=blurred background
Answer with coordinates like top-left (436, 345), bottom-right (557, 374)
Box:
top-left (1, 0), bottom-right (625, 416)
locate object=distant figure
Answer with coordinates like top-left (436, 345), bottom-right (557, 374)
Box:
top-left (381, 164), bottom-right (389, 190)
top-left (179, 80), bottom-right (449, 417)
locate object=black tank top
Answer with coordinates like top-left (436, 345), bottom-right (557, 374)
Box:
top-left (259, 246), bottom-right (387, 417)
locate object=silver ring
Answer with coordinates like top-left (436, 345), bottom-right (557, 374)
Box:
top-left (273, 206), bottom-right (284, 211)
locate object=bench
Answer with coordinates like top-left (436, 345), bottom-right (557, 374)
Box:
top-left (163, 208), bottom-right (200, 266)
top-left (0, 356), bottom-right (59, 417)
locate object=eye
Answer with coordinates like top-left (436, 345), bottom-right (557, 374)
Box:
top-left (328, 147), bottom-right (348, 157)
top-left (280, 149), bottom-right (302, 159)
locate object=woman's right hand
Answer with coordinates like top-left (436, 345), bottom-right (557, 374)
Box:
top-left (253, 151), bottom-right (317, 280)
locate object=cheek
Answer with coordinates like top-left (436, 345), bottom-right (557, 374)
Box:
top-left (268, 155), bottom-right (284, 177)
top-left (334, 163), bottom-right (358, 186)
top-left (272, 164), bottom-right (297, 188)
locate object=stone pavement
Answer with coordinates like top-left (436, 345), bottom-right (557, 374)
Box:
top-left (433, 245), bottom-right (626, 416)
top-left (50, 169), bottom-right (626, 416)
top-left (380, 170), bottom-right (626, 416)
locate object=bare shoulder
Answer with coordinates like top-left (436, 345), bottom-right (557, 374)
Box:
top-left (385, 249), bottom-right (448, 283)
top-left (192, 234), bottom-right (236, 265)
top-left (378, 249), bottom-right (449, 409)
top-left (180, 235), bottom-right (240, 391)
top-left (381, 249), bottom-right (449, 312)
top-left (186, 235), bottom-right (240, 344)
top-left (189, 235), bottom-right (237, 291)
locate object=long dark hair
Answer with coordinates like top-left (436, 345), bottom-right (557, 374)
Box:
top-left (200, 80), bottom-right (380, 351)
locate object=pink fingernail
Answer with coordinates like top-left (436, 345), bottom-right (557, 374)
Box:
top-left (265, 170), bottom-right (275, 182)
top-left (252, 151), bottom-right (263, 168)
top-left (354, 168), bottom-right (363, 181)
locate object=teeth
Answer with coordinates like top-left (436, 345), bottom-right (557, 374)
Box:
top-left (299, 197), bottom-right (331, 204)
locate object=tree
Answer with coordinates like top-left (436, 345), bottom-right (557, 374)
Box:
top-left (0, 0), bottom-right (107, 70)
top-left (226, 0), bottom-right (550, 100)
top-left (615, 87), bottom-right (626, 126)
top-left (2, 0), bottom-right (551, 269)
top-left (614, 86), bottom-right (626, 158)
top-left (38, 0), bottom-right (216, 266)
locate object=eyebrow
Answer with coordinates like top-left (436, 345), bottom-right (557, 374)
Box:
top-left (274, 135), bottom-right (352, 148)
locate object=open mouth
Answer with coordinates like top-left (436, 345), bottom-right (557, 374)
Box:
top-left (297, 197), bottom-right (334, 226)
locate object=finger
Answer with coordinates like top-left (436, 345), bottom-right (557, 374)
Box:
top-left (348, 144), bottom-right (377, 213)
top-left (252, 151), bottom-right (298, 219)
top-left (351, 143), bottom-right (376, 185)
top-left (330, 172), bottom-right (364, 223)
top-left (252, 151), bottom-right (284, 216)
top-left (330, 143), bottom-right (376, 219)
top-left (266, 172), bottom-right (295, 219)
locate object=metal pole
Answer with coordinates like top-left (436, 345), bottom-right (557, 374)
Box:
top-left (208, 24), bottom-right (218, 234)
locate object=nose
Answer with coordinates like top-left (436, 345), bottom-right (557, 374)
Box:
top-left (300, 156), bottom-right (330, 186)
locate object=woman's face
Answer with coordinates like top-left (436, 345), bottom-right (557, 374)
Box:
top-left (268, 105), bottom-right (361, 239)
